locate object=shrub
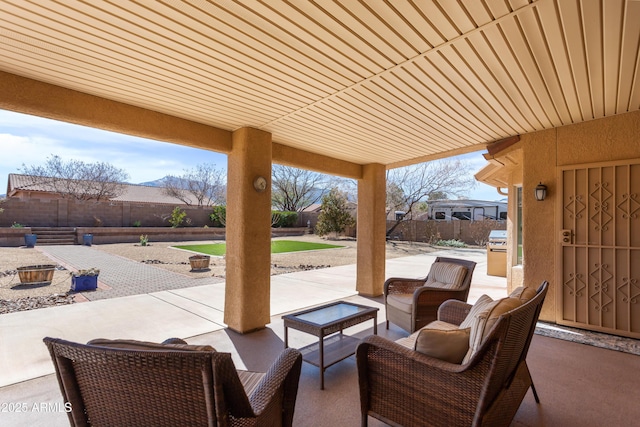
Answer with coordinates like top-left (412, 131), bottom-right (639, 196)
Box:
top-left (271, 211), bottom-right (298, 228)
top-left (132, 220), bottom-right (142, 227)
top-left (435, 239), bottom-right (467, 248)
top-left (139, 234), bottom-right (149, 246)
top-left (11, 222), bottom-right (24, 228)
top-left (209, 205), bottom-right (226, 227)
top-left (168, 207), bottom-right (187, 228)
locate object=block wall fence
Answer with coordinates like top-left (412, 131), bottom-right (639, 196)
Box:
top-left (0, 198), bottom-right (505, 246)
top-left (0, 197), bottom-right (213, 228)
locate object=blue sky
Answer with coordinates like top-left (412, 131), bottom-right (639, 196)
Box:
top-left (0, 109), bottom-right (502, 200)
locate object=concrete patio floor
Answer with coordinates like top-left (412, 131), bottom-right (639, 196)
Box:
top-left (0, 248), bottom-right (506, 426)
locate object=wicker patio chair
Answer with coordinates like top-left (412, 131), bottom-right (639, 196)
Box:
top-left (43, 337), bottom-right (302, 427)
top-left (358, 281), bottom-right (548, 427)
top-left (384, 256), bottom-right (477, 333)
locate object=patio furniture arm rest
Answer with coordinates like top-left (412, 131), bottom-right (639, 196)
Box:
top-left (438, 299), bottom-right (473, 326)
top-left (384, 277), bottom-right (425, 295)
top-left (247, 348), bottom-right (302, 426)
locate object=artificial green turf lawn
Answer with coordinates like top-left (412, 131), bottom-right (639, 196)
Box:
top-left (174, 240), bottom-right (343, 256)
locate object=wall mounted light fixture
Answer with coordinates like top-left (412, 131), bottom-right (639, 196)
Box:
top-left (253, 176), bottom-right (267, 192)
top-left (535, 182), bottom-right (547, 201)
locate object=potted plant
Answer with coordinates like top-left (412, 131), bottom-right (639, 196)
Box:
top-left (70, 268), bottom-right (100, 291)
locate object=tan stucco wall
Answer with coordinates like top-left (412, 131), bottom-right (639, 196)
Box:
top-left (556, 111), bottom-right (640, 166)
top-left (356, 164), bottom-right (386, 296)
top-left (273, 143), bottom-right (362, 179)
top-left (521, 129), bottom-right (557, 322)
top-left (521, 110), bottom-right (640, 323)
top-left (224, 128), bottom-right (273, 333)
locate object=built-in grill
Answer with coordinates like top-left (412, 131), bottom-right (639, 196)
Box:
top-left (487, 230), bottom-right (507, 277)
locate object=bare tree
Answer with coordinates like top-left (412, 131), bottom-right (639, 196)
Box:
top-left (326, 176), bottom-right (357, 202)
top-left (271, 165), bottom-right (327, 212)
top-left (386, 159), bottom-right (476, 237)
top-left (163, 163), bottom-right (225, 206)
top-left (21, 155), bottom-right (129, 201)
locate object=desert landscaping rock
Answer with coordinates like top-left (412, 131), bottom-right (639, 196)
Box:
top-left (0, 294), bottom-right (76, 315)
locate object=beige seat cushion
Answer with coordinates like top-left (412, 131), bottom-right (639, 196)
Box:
top-left (462, 297), bottom-right (523, 364)
top-left (414, 327), bottom-right (471, 364)
top-left (424, 262), bottom-right (468, 289)
top-left (509, 286), bottom-right (537, 302)
top-left (386, 293), bottom-right (413, 314)
top-left (396, 320), bottom-right (458, 348)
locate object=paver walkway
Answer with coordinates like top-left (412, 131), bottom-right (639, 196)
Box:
top-left (40, 245), bottom-right (223, 300)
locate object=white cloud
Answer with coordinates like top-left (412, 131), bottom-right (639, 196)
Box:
top-left (1, 109), bottom-right (497, 200)
top-left (1, 109), bottom-right (228, 193)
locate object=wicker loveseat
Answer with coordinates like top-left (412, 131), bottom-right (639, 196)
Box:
top-left (357, 281), bottom-right (548, 427)
top-left (44, 337), bottom-right (302, 427)
top-left (384, 257), bottom-right (477, 333)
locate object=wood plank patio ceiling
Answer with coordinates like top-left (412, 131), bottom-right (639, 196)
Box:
top-left (1, 0), bottom-right (638, 168)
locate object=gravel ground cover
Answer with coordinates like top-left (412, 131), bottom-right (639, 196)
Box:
top-left (0, 235), bottom-right (436, 314)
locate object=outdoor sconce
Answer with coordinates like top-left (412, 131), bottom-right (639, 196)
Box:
top-left (535, 182), bottom-right (547, 201)
top-left (253, 176), bottom-right (267, 192)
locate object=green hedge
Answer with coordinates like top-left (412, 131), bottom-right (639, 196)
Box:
top-left (272, 211), bottom-right (298, 228)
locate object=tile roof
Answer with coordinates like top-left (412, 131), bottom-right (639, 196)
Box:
top-left (7, 174), bottom-right (201, 205)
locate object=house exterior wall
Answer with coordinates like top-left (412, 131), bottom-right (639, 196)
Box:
top-left (521, 110), bottom-right (640, 323)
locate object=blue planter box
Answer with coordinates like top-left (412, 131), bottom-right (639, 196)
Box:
top-left (71, 275), bottom-right (98, 292)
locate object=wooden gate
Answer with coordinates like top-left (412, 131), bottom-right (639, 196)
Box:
top-left (558, 159), bottom-right (640, 338)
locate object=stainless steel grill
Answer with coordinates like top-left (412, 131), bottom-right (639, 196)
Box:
top-left (487, 230), bottom-right (507, 277)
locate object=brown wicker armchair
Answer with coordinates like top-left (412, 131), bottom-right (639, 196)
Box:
top-left (384, 256), bottom-right (477, 333)
top-left (43, 337), bottom-right (302, 427)
top-left (358, 281), bottom-right (548, 427)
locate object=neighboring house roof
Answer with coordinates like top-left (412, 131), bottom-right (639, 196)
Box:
top-left (300, 201), bottom-right (357, 213)
top-left (7, 173), bottom-right (56, 196)
top-left (302, 203), bottom-right (322, 213)
top-left (6, 173), bottom-right (200, 205)
top-left (113, 184), bottom-right (199, 205)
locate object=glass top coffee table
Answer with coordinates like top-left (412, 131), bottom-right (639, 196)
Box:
top-left (282, 301), bottom-right (379, 389)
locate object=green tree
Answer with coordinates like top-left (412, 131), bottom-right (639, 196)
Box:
top-left (315, 188), bottom-right (355, 237)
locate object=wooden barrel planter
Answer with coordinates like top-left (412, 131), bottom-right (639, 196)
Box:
top-left (17, 264), bottom-right (56, 285)
top-left (189, 255), bottom-right (211, 271)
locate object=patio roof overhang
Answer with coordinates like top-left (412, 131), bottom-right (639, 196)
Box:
top-left (1, 0), bottom-right (638, 171)
top-left (2, 0), bottom-right (639, 333)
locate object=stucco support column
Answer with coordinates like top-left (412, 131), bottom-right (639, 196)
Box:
top-left (224, 128), bottom-right (272, 333)
top-left (357, 163), bottom-right (386, 296)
